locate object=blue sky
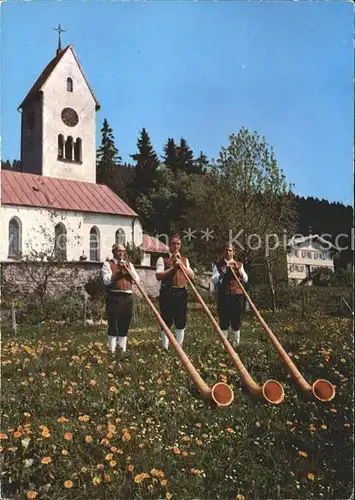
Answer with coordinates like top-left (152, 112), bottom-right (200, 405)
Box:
top-left (1, 1), bottom-right (353, 205)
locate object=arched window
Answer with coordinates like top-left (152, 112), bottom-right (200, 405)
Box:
top-left (8, 217), bottom-right (21, 258)
top-left (74, 138), bottom-right (82, 162)
top-left (67, 77), bottom-right (73, 92)
top-left (58, 134), bottom-right (64, 159)
top-left (89, 226), bottom-right (100, 261)
top-left (65, 136), bottom-right (73, 161)
top-left (54, 223), bottom-right (67, 260)
top-left (115, 229), bottom-right (126, 245)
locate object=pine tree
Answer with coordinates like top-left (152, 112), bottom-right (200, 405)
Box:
top-left (176, 138), bottom-right (194, 174)
top-left (96, 119), bottom-right (122, 186)
top-left (162, 137), bottom-right (178, 174)
top-left (193, 151), bottom-right (209, 174)
top-left (130, 128), bottom-right (159, 194)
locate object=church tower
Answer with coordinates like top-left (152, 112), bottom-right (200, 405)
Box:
top-left (18, 28), bottom-right (100, 183)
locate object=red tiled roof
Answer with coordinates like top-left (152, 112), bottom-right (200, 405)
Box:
top-left (18, 46), bottom-right (100, 110)
top-left (1, 170), bottom-right (138, 217)
top-left (143, 234), bottom-right (169, 253)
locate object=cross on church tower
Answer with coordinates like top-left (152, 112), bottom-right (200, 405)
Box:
top-left (54, 24), bottom-right (66, 55)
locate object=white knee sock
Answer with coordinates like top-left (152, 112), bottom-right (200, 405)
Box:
top-left (176, 329), bottom-right (185, 346)
top-left (221, 330), bottom-right (229, 339)
top-left (233, 330), bottom-right (240, 345)
top-left (161, 330), bottom-right (169, 350)
top-left (117, 336), bottom-right (127, 352)
top-left (108, 335), bottom-right (117, 353)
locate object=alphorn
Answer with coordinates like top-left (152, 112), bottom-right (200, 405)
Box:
top-left (229, 266), bottom-right (335, 402)
top-left (122, 262), bottom-right (234, 407)
top-left (177, 261), bottom-right (284, 405)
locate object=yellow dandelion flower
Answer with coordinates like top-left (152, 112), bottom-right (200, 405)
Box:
top-left (182, 435), bottom-right (190, 442)
top-left (41, 456), bottom-right (52, 464)
top-left (24, 412), bottom-right (31, 418)
top-left (108, 423), bottom-right (116, 433)
top-left (93, 475), bottom-right (101, 485)
top-left (64, 432), bottom-right (73, 441)
top-left (321, 424), bottom-right (327, 430)
top-left (196, 439), bottom-right (202, 445)
top-left (122, 431), bottom-right (131, 441)
top-left (161, 479), bottom-right (168, 487)
top-left (85, 435), bottom-right (93, 443)
top-left (61, 450), bottom-right (68, 456)
top-left (105, 453), bottom-right (113, 461)
top-left (190, 468), bottom-right (202, 475)
top-left (63, 480), bottom-right (73, 488)
top-left (109, 460), bottom-right (117, 468)
top-left (236, 495), bottom-right (245, 500)
top-left (57, 417), bottom-right (69, 423)
top-left (81, 467), bottom-right (88, 473)
top-left (307, 473), bottom-right (315, 481)
top-left (159, 390), bottom-right (166, 397)
top-left (107, 432), bottom-right (114, 439)
top-left (27, 492), bottom-right (38, 499)
top-left (298, 451), bottom-right (308, 457)
top-left (78, 415), bottom-right (89, 422)
top-left (151, 468), bottom-right (165, 478)
top-left (134, 473), bottom-right (150, 484)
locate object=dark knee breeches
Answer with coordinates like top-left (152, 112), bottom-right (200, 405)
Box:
top-left (217, 293), bottom-right (243, 331)
top-left (106, 292), bottom-right (133, 337)
top-left (159, 286), bottom-right (187, 330)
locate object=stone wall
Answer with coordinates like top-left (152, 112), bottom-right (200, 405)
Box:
top-left (1, 261), bottom-right (213, 300)
top-left (0, 261), bottom-right (162, 299)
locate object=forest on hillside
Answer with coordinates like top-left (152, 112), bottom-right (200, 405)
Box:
top-left (2, 122), bottom-right (353, 275)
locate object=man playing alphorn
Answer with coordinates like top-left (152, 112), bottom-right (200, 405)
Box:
top-left (101, 243), bottom-right (140, 356)
top-left (156, 234), bottom-right (195, 349)
top-left (211, 243), bottom-right (248, 345)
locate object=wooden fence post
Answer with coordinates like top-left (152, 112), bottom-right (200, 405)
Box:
top-left (11, 301), bottom-right (17, 335)
top-left (83, 294), bottom-right (87, 326)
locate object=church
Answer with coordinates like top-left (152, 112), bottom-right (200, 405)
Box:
top-left (0, 34), bottom-right (168, 265)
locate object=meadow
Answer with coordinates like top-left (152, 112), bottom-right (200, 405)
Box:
top-left (1, 304), bottom-right (353, 500)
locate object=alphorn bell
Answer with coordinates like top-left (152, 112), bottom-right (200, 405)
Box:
top-left (229, 266), bottom-right (335, 402)
top-left (177, 261), bottom-right (284, 405)
top-left (122, 263), bottom-right (234, 407)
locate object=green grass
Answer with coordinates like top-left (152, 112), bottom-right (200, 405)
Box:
top-left (1, 307), bottom-right (353, 500)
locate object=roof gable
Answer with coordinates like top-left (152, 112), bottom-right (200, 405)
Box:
top-left (18, 46), bottom-right (100, 110)
top-left (1, 170), bottom-right (137, 218)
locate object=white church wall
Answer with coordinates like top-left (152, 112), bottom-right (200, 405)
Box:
top-left (41, 48), bottom-right (97, 183)
top-left (0, 205), bottom-right (143, 262)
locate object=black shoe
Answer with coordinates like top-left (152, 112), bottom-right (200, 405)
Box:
top-left (118, 350), bottom-right (130, 362)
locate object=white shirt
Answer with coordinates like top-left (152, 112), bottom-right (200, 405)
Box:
top-left (156, 253), bottom-right (192, 276)
top-left (211, 259), bottom-right (248, 288)
top-left (101, 259), bottom-right (140, 293)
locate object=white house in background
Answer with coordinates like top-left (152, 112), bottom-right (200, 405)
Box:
top-left (0, 39), bottom-right (144, 262)
top-left (286, 234), bottom-right (338, 285)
